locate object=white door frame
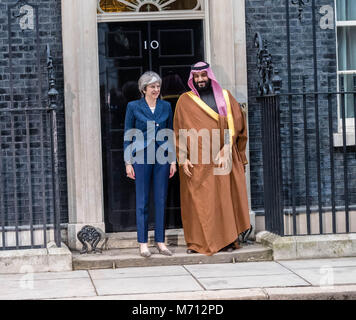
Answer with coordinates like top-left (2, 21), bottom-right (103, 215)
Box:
top-left (61, 0), bottom-right (251, 250)
top-left (96, 0), bottom-right (211, 63)
top-left (95, 0), bottom-right (253, 229)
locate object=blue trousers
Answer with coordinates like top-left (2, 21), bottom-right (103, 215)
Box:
top-left (133, 162), bottom-right (170, 243)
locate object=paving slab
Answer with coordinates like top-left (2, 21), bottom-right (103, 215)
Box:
top-left (89, 265), bottom-right (189, 280)
top-left (291, 266), bottom-right (356, 286)
top-left (198, 273), bottom-right (310, 290)
top-left (50, 285), bottom-right (356, 300)
top-left (92, 275), bottom-right (203, 296)
top-left (53, 289), bottom-right (268, 300)
top-left (0, 270), bottom-right (89, 281)
top-left (185, 261), bottom-right (291, 278)
top-left (0, 277), bottom-right (96, 300)
top-left (277, 257), bottom-right (356, 269)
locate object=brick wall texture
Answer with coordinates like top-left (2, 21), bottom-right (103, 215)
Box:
top-left (245, 0), bottom-right (356, 214)
top-left (1, 0), bottom-right (355, 230)
top-left (0, 0), bottom-right (67, 226)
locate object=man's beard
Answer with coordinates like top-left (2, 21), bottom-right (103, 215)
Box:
top-left (194, 79), bottom-right (212, 93)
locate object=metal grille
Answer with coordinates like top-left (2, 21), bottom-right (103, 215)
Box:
top-left (254, 0), bottom-right (356, 236)
top-left (258, 80), bottom-right (356, 236)
top-left (0, 0), bottom-right (61, 249)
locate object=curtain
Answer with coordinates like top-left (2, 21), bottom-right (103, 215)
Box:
top-left (337, 1), bottom-right (356, 118)
top-left (338, 27), bottom-right (356, 117)
top-left (338, 27), bottom-right (356, 71)
top-left (337, 0), bottom-right (356, 21)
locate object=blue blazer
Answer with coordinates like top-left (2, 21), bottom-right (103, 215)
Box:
top-left (123, 98), bottom-right (175, 163)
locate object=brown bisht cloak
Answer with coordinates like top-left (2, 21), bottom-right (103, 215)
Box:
top-left (173, 90), bottom-right (250, 256)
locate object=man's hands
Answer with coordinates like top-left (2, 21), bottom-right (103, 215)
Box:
top-left (182, 159), bottom-right (194, 177)
top-left (127, 163), bottom-right (177, 179)
top-left (214, 144), bottom-right (232, 171)
top-left (169, 163), bottom-right (177, 178)
top-left (126, 164), bottom-right (135, 180)
top-left (182, 145), bottom-right (233, 178)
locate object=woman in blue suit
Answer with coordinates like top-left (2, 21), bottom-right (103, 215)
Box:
top-left (124, 71), bottom-right (177, 257)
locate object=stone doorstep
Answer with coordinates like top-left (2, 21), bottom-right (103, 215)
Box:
top-left (99, 226), bottom-right (256, 250)
top-left (71, 244), bottom-right (273, 270)
top-left (102, 229), bottom-right (186, 250)
top-left (256, 231), bottom-right (356, 261)
top-left (0, 242), bottom-right (72, 274)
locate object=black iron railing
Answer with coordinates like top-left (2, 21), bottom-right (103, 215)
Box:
top-left (254, 9), bottom-right (356, 234)
top-left (47, 45), bottom-right (61, 248)
top-left (257, 76), bottom-right (356, 236)
top-left (0, 45), bottom-right (61, 250)
top-left (259, 94), bottom-right (284, 235)
top-left (253, 0), bottom-right (356, 236)
top-left (0, 0), bottom-right (62, 250)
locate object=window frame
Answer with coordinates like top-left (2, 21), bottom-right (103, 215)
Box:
top-left (97, 0), bottom-right (204, 15)
top-left (334, 0), bottom-right (356, 134)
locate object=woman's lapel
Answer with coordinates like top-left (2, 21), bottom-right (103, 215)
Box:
top-left (140, 98), bottom-right (155, 120)
top-left (153, 99), bottom-right (164, 120)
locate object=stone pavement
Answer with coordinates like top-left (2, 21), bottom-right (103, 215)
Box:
top-left (1, 257), bottom-right (356, 300)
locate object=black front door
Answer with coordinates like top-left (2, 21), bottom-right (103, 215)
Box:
top-left (98, 20), bottom-right (204, 232)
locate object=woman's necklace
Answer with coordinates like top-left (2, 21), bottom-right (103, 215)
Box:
top-left (145, 98), bottom-right (156, 113)
top-left (146, 100), bottom-right (156, 108)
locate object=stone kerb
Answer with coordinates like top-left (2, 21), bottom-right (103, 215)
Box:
top-left (256, 231), bottom-right (356, 260)
top-left (0, 242), bottom-right (72, 274)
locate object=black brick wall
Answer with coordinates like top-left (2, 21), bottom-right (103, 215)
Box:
top-left (245, 0), bottom-right (356, 212)
top-left (1, 0), bottom-right (354, 229)
top-left (0, 0), bottom-right (67, 225)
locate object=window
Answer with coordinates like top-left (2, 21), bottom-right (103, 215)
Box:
top-left (98, 0), bottom-right (202, 13)
top-left (335, 0), bottom-right (356, 130)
